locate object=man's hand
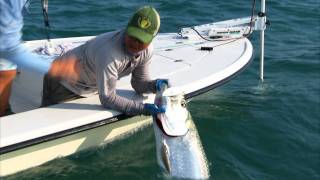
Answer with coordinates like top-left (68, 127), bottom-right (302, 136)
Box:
top-left (48, 55), bottom-right (79, 82)
top-left (144, 103), bottom-right (166, 115)
top-left (156, 79), bottom-right (170, 92)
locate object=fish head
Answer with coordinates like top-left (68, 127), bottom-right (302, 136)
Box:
top-left (155, 93), bottom-right (189, 137)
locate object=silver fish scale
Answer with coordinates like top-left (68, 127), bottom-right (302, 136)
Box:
top-left (154, 117), bottom-right (210, 179)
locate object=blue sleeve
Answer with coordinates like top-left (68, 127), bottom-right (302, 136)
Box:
top-left (0, 0), bottom-right (28, 51)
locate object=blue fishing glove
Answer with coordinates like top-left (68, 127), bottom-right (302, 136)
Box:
top-left (156, 79), bottom-right (170, 92)
top-left (144, 103), bottom-right (166, 115)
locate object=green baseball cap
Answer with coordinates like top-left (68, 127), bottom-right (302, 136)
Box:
top-left (126, 6), bottom-right (160, 44)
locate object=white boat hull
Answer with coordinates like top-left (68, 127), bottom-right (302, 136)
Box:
top-left (0, 115), bottom-right (151, 177)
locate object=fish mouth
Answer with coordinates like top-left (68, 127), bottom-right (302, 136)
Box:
top-left (154, 94), bottom-right (189, 137)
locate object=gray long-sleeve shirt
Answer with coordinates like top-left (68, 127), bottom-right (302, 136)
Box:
top-left (60, 30), bottom-right (157, 115)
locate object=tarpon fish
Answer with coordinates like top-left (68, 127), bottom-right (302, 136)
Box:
top-left (153, 92), bottom-right (210, 179)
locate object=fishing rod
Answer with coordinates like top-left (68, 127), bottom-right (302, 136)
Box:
top-left (41, 0), bottom-right (50, 41)
top-left (41, 0), bottom-right (54, 54)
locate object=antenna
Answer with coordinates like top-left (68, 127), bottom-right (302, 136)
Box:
top-left (259, 0), bottom-right (266, 81)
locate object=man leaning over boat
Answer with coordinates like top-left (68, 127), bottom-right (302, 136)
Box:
top-left (0, 0), bottom-right (79, 117)
top-left (41, 6), bottom-right (169, 116)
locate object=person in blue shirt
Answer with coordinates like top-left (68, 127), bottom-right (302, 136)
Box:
top-left (0, 0), bottom-right (78, 117)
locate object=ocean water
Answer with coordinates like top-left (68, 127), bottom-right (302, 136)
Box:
top-left (4, 0), bottom-right (320, 179)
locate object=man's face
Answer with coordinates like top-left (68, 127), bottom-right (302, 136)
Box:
top-left (125, 34), bottom-right (150, 54)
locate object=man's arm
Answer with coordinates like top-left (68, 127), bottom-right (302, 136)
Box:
top-left (131, 57), bottom-right (157, 94)
top-left (97, 63), bottom-right (148, 115)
